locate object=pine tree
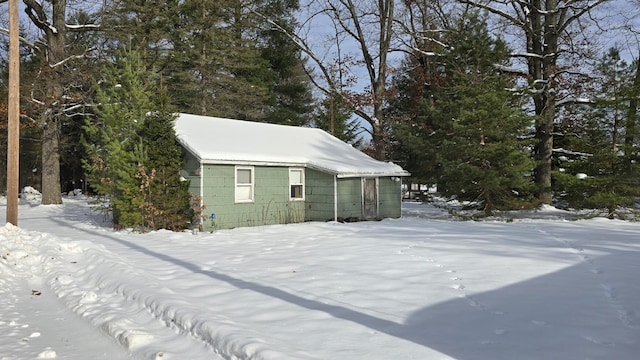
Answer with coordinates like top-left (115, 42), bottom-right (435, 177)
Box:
top-left (390, 11), bottom-right (534, 214)
top-left (257, 0), bottom-right (313, 126)
top-left (313, 93), bottom-right (362, 146)
top-left (165, 0), bottom-right (270, 119)
top-left (83, 49), bottom-right (153, 228)
top-left (103, 0), bottom-right (312, 123)
top-left (553, 48), bottom-right (640, 217)
top-left (138, 91), bottom-right (193, 230)
top-left (84, 48), bottom-right (195, 230)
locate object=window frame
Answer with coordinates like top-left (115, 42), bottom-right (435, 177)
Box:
top-left (235, 166), bottom-right (255, 203)
top-left (289, 168), bottom-right (305, 201)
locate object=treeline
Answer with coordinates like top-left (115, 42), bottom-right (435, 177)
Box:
top-left (1, 0), bottom-right (639, 225)
top-left (387, 10), bottom-right (640, 217)
top-left (0, 0), bottom-right (315, 230)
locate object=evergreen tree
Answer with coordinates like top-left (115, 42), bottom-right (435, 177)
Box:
top-left (313, 93), bottom-right (362, 146)
top-left (138, 90), bottom-right (193, 230)
top-left (166, 0), bottom-right (270, 119)
top-left (102, 0), bottom-right (179, 69)
top-left (84, 48), bottom-right (194, 230)
top-left (257, 0), bottom-right (313, 126)
top-left (83, 49), bottom-right (153, 228)
top-left (553, 48), bottom-right (640, 217)
top-left (390, 11), bottom-right (534, 214)
top-left (103, 0), bottom-right (312, 123)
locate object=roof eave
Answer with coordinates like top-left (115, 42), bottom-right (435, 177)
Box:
top-left (336, 171), bottom-right (411, 178)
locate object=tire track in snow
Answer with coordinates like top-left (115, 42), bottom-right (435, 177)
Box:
top-left (55, 244), bottom-right (278, 360)
top-left (1, 224), bottom-right (225, 360)
top-left (55, 235), bottom-right (314, 360)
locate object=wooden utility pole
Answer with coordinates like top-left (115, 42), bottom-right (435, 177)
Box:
top-left (6, 0), bottom-right (20, 225)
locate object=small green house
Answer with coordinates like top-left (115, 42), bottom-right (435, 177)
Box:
top-left (175, 113), bottom-right (410, 230)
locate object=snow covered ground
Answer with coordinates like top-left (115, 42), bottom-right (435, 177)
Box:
top-left (1, 194), bottom-right (639, 359)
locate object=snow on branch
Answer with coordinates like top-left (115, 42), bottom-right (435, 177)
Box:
top-left (458, 0), bottom-right (525, 27)
top-left (48, 50), bottom-right (96, 69)
top-left (511, 52), bottom-right (545, 60)
top-left (493, 63), bottom-right (528, 75)
top-left (410, 48), bottom-right (438, 57)
top-left (0, 27), bottom-right (39, 49)
top-left (66, 24), bottom-right (100, 31)
top-left (24, 0), bottom-right (54, 34)
top-left (553, 147), bottom-right (593, 157)
top-left (556, 97), bottom-right (595, 107)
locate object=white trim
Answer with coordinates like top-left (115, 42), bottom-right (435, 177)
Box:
top-left (199, 162), bottom-right (204, 228)
top-left (336, 171), bottom-right (410, 178)
top-left (200, 159), bottom-right (307, 168)
top-left (333, 175), bottom-right (338, 222)
top-left (234, 166), bottom-right (255, 203)
top-left (289, 168), bottom-right (305, 201)
top-left (189, 157), bottom-right (409, 178)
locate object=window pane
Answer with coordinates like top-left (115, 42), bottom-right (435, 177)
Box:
top-left (236, 185), bottom-right (252, 201)
top-left (237, 169), bottom-right (251, 184)
top-left (291, 185), bottom-right (303, 198)
top-left (290, 169), bottom-right (302, 184)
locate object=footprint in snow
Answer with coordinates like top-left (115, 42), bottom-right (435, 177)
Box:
top-left (618, 309), bottom-right (639, 329)
top-left (600, 284), bottom-right (616, 299)
top-left (582, 335), bottom-right (615, 347)
top-left (37, 349), bottom-right (57, 358)
top-left (464, 295), bottom-right (485, 309)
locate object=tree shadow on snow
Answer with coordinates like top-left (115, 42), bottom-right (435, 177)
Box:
top-left (51, 215), bottom-right (640, 360)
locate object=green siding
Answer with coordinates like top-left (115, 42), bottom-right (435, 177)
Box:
top-left (306, 175), bottom-right (400, 221)
top-left (337, 178), bottom-right (363, 220)
top-left (378, 177), bottom-right (402, 218)
top-left (200, 165), bottom-right (305, 230)
top-left (305, 169), bottom-right (335, 221)
top-left (181, 152), bottom-right (404, 230)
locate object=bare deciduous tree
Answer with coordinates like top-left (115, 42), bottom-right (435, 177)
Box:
top-left (258, 0), bottom-right (397, 160)
top-left (1, 0), bottom-right (100, 204)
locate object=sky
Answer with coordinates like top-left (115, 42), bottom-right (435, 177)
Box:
top-left (1, 190), bottom-right (639, 359)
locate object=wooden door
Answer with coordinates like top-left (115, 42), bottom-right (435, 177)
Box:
top-left (362, 178), bottom-right (378, 220)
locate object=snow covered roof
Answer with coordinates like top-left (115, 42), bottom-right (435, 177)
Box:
top-left (174, 113), bottom-right (409, 178)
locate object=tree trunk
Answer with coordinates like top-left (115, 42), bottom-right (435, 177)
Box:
top-left (371, 120), bottom-right (385, 160)
top-left (39, 0), bottom-right (67, 204)
top-left (534, 104), bottom-right (554, 205)
top-left (41, 120), bottom-right (61, 204)
top-left (528, 0), bottom-right (558, 205)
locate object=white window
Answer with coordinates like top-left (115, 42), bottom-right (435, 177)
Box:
top-left (235, 166), bottom-right (254, 203)
top-left (289, 168), bottom-right (305, 200)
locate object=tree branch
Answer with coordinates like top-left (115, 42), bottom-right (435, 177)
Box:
top-left (0, 27), bottom-right (39, 49)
